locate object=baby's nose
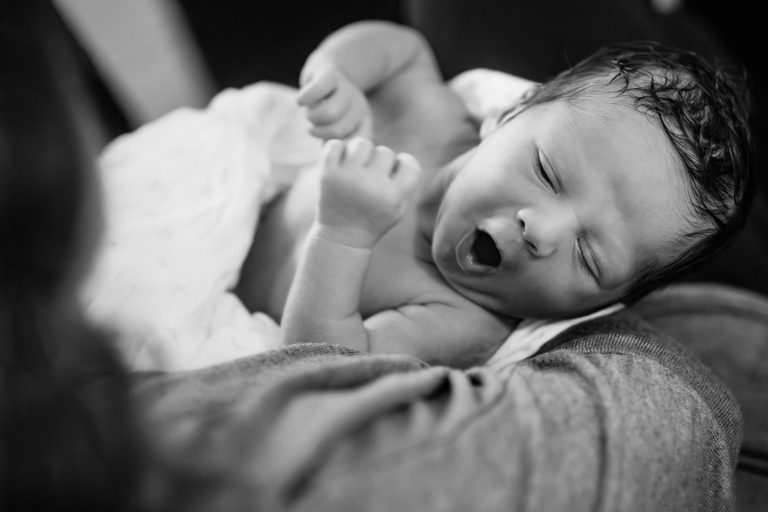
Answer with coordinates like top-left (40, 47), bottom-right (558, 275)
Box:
top-left (516, 206), bottom-right (576, 257)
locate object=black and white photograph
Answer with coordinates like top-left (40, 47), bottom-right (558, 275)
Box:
top-left (1, 1), bottom-right (766, 510)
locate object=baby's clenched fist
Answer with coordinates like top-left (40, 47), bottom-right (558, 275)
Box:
top-left (316, 137), bottom-right (421, 248)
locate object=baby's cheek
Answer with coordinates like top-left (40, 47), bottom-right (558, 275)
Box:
top-left (496, 266), bottom-right (585, 318)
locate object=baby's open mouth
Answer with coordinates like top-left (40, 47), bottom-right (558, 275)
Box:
top-left (472, 229), bottom-right (502, 266)
top-left (457, 228), bottom-right (502, 273)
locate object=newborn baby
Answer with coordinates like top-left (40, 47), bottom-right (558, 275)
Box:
top-left (234, 21), bottom-right (752, 368)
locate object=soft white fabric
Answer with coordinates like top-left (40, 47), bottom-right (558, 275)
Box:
top-left (486, 303), bottom-right (626, 370)
top-left (81, 82), bottom-right (321, 370)
top-left (82, 69), bottom-right (619, 372)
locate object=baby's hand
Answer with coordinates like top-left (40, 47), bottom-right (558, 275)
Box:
top-left (317, 137), bottom-right (421, 248)
top-left (297, 65), bottom-right (372, 140)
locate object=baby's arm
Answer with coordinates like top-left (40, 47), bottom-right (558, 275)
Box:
top-left (297, 21), bottom-right (444, 141)
top-left (281, 137), bottom-right (421, 352)
top-left (281, 137), bottom-right (512, 367)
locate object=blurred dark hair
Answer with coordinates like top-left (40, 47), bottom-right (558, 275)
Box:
top-left (1, 0), bottom-right (142, 510)
top-left (511, 40), bottom-right (754, 304)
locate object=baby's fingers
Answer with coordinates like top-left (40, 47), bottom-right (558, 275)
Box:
top-left (368, 145), bottom-right (398, 175)
top-left (343, 137), bottom-right (375, 167)
top-left (321, 139), bottom-right (345, 168)
top-left (391, 153), bottom-right (422, 193)
top-left (297, 71), bottom-right (337, 107)
top-left (309, 113), bottom-right (367, 141)
top-left (367, 146), bottom-right (420, 192)
top-left (305, 91), bottom-right (348, 126)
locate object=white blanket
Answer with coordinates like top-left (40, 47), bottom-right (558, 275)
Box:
top-left (82, 70), bottom-right (616, 372)
top-left (82, 82), bottom-right (322, 370)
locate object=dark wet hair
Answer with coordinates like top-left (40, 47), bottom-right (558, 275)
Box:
top-left (512, 40), bottom-right (754, 304)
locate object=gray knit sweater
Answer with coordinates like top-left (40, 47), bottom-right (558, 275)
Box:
top-left (134, 310), bottom-right (742, 512)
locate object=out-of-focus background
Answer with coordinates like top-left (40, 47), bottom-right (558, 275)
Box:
top-left (51, 0), bottom-right (767, 299)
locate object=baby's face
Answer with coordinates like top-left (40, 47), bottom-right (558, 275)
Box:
top-left (431, 99), bottom-right (693, 318)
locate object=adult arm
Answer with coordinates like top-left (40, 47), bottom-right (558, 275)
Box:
top-left (268, 339), bottom-right (739, 511)
top-left (137, 315), bottom-right (742, 511)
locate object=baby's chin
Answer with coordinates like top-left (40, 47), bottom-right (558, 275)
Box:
top-left (430, 237), bottom-right (512, 316)
top-left (432, 264), bottom-right (521, 319)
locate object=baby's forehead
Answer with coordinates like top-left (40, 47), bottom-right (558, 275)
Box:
top-left (556, 100), bottom-right (698, 272)
top-left (542, 97), bottom-right (681, 165)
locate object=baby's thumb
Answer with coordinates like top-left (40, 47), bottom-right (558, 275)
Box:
top-left (393, 152), bottom-right (422, 194)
